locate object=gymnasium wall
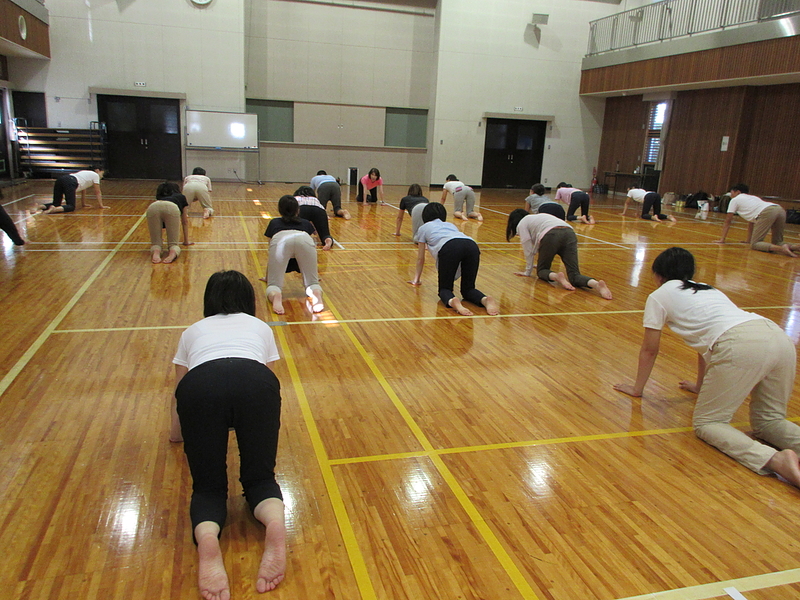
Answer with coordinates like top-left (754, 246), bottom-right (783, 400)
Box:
top-left (7, 0), bottom-right (246, 179)
top-left (244, 0), bottom-right (435, 185)
top-left (427, 0), bottom-right (612, 189)
top-left (660, 84), bottom-right (800, 199)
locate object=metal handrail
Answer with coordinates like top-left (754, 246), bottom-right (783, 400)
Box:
top-left (587, 0), bottom-right (800, 56)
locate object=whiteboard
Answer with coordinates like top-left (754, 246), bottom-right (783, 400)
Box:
top-left (186, 110), bottom-right (258, 149)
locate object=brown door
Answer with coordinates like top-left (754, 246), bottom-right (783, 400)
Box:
top-left (98, 95), bottom-right (181, 180)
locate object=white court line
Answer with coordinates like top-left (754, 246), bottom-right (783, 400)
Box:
top-left (2, 193), bottom-right (35, 207)
top-left (334, 239), bottom-right (346, 249)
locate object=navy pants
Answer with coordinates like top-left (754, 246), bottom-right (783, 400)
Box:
top-left (436, 238), bottom-right (486, 308)
top-left (566, 191), bottom-right (590, 221)
top-left (641, 192), bottom-right (668, 220)
top-left (176, 358), bottom-right (282, 533)
top-left (44, 175), bottom-right (79, 213)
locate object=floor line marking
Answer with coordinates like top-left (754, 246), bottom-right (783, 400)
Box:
top-left (0, 213), bottom-right (147, 400)
top-left (325, 301), bottom-right (541, 600)
top-left (615, 567), bottom-right (800, 600)
top-left (239, 213), bottom-right (377, 600)
top-left (2, 193), bottom-right (34, 207)
top-left (48, 306), bottom-right (794, 334)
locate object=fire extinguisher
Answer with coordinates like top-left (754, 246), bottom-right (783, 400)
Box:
top-left (591, 167), bottom-right (598, 194)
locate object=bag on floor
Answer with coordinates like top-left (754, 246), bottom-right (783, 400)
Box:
top-left (787, 209), bottom-right (800, 225)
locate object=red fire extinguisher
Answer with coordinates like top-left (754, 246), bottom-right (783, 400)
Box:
top-left (591, 167), bottom-right (598, 194)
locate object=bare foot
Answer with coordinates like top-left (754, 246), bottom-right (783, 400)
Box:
top-left (668, 215), bottom-right (677, 222)
top-left (203, 209), bottom-right (211, 219)
top-left (580, 215), bottom-right (590, 224)
top-left (766, 449), bottom-right (800, 488)
top-left (338, 209), bottom-right (352, 220)
top-left (308, 288), bottom-right (324, 313)
top-left (552, 272), bottom-right (576, 291)
top-left (151, 249), bottom-right (162, 264)
top-left (778, 244), bottom-right (797, 258)
top-left (482, 296), bottom-right (500, 315)
top-left (453, 211), bottom-right (464, 220)
top-left (197, 531), bottom-right (231, 600)
top-left (678, 380), bottom-right (699, 394)
top-left (448, 298), bottom-right (474, 316)
top-left (268, 291), bottom-right (285, 315)
top-left (468, 212), bottom-right (483, 222)
top-left (322, 238), bottom-right (333, 251)
top-left (256, 519), bottom-right (286, 592)
top-left (588, 215), bottom-right (596, 224)
top-left (163, 249), bottom-right (179, 263)
top-left (82, 204), bottom-right (94, 209)
top-left (594, 279), bottom-right (613, 300)
top-left (652, 215), bottom-right (662, 223)
top-left (253, 499), bottom-right (286, 593)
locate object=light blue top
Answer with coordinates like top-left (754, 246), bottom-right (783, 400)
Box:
top-left (311, 174), bottom-right (337, 190)
top-left (413, 219), bottom-right (470, 260)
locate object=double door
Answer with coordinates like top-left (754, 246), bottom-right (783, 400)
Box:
top-left (481, 118), bottom-right (546, 189)
top-left (98, 95), bottom-right (181, 179)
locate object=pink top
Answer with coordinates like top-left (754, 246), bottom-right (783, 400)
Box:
top-left (360, 174), bottom-right (383, 190)
top-left (554, 187), bottom-right (580, 202)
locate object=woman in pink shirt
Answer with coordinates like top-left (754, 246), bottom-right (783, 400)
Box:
top-left (357, 168), bottom-right (384, 204)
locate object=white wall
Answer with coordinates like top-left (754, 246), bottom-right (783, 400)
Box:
top-left (428, 0), bottom-right (616, 188)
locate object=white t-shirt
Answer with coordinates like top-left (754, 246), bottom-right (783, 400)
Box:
top-left (183, 174), bottom-right (212, 191)
top-left (643, 279), bottom-right (764, 356)
top-left (728, 193), bottom-right (774, 222)
top-left (72, 170), bottom-right (101, 192)
top-left (444, 181), bottom-right (470, 195)
top-left (173, 313), bottom-right (280, 371)
top-left (517, 213), bottom-right (570, 276)
top-left (627, 188), bottom-right (648, 202)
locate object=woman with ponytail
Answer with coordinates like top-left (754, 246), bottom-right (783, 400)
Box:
top-left (615, 247), bottom-right (800, 488)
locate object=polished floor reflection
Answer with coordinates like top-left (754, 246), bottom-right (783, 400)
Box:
top-left (1, 180), bottom-right (800, 600)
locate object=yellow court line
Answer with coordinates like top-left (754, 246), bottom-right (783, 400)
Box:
top-left (0, 213), bottom-right (147, 400)
top-left (238, 214), bottom-right (377, 600)
top-left (616, 567), bottom-right (800, 600)
top-left (324, 301), bottom-right (542, 600)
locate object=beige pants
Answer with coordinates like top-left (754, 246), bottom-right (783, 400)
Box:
top-left (265, 231), bottom-right (321, 297)
top-left (146, 201), bottom-right (181, 256)
top-left (751, 204), bottom-right (785, 252)
top-left (183, 181), bottom-right (213, 215)
top-left (693, 319), bottom-right (800, 474)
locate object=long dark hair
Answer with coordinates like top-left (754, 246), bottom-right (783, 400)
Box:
top-left (506, 209), bottom-right (529, 241)
top-left (278, 195), bottom-right (300, 223)
top-left (203, 270), bottom-right (256, 317)
top-left (651, 247), bottom-right (713, 293)
top-left (407, 183), bottom-right (423, 197)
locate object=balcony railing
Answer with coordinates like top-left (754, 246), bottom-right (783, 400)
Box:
top-left (587, 0), bottom-right (800, 56)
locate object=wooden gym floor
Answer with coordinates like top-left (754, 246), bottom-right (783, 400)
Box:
top-left (2, 180), bottom-right (800, 600)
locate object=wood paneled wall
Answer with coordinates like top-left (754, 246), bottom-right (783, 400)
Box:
top-left (580, 36), bottom-right (800, 96)
top-left (0, 0), bottom-right (50, 59)
top-left (658, 84), bottom-right (800, 198)
top-left (659, 87), bottom-right (750, 195)
top-left (596, 95), bottom-right (649, 183)
top-left (739, 83), bottom-right (800, 198)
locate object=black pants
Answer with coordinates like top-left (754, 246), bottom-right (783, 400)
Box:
top-left (436, 238), bottom-right (486, 308)
top-left (299, 205), bottom-right (332, 244)
top-left (641, 192), bottom-right (668, 220)
top-left (0, 204), bottom-right (24, 245)
top-left (176, 358), bottom-right (282, 533)
top-left (357, 182), bottom-right (378, 203)
top-left (45, 175), bottom-right (79, 212)
top-left (317, 181), bottom-right (342, 214)
top-left (538, 203), bottom-right (566, 220)
top-left (566, 191), bottom-right (590, 221)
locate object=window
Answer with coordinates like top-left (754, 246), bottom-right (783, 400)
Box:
top-left (245, 99), bottom-right (293, 142)
top-left (644, 101), bottom-right (667, 165)
top-left (384, 108), bottom-right (427, 148)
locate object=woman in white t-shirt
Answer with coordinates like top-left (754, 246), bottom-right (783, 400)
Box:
top-left (614, 247), bottom-right (800, 488)
top-left (441, 174), bottom-right (482, 221)
top-left (171, 270), bottom-right (286, 598)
